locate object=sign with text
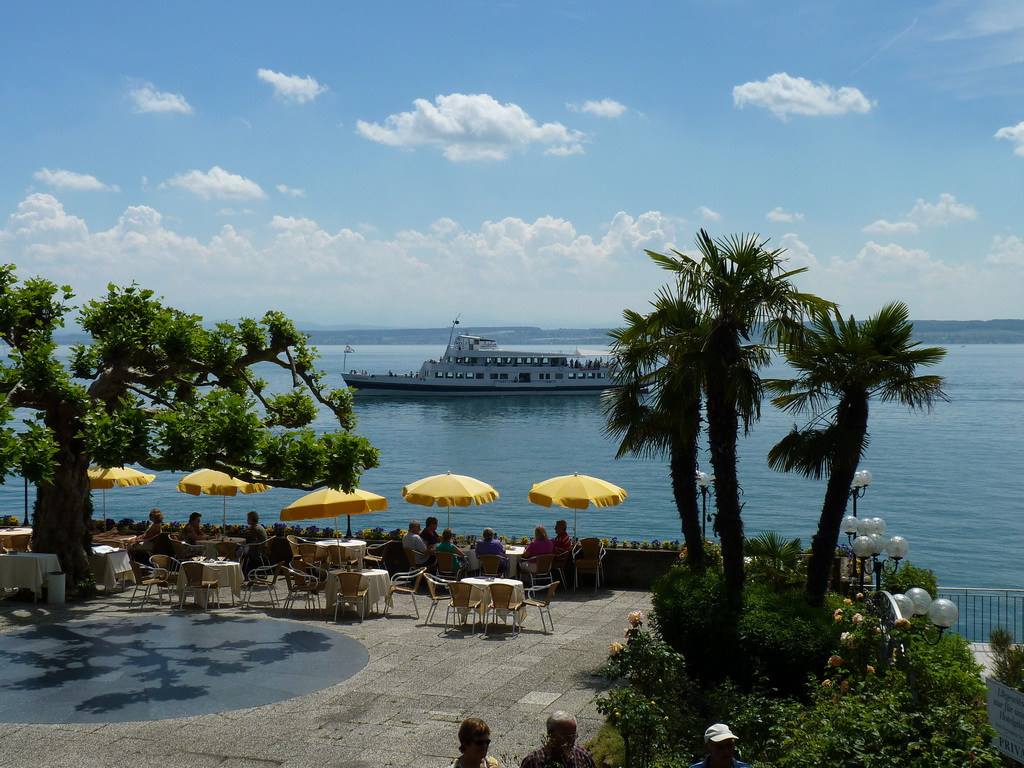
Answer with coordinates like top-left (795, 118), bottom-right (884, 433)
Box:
top-left (987, 678), bottom-right (1024, 761)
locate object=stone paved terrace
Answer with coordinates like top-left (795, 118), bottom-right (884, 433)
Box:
top-left (0, 583), bottom-right (651, 768)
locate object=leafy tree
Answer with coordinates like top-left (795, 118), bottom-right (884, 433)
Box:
top-left (603, 292), bottom-right (708, 572)
top-left (765, 302), bottom-right (947, 607)
top-left (0, 266), bottom-right (378, 586)
top-left (648, 230), bottom-right (833, 600)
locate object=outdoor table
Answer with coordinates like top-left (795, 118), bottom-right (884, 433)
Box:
top-left (0, 552), bottom-right (61, 599)
top-left (198, 537), bottom-right (246, 559)
top-left (315, 538), bottom-right (367, 569)
top-left (89, 546), bottom-right (135, 590)
top-left (325, 567), bottom-right (390, 612)
top-left (462, 576), bottom-right (527, 624)
top-left (93, 533), bottom-right (138, 549)
top-left (175, 559), bottom-right (243, 604)
top-left (465, 545), bottom-right (525, 578)
top-left (0, 527), bottom-right (33, 550)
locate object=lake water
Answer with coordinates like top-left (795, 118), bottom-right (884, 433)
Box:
top-left (3, 343), bottom-right (1022, 590)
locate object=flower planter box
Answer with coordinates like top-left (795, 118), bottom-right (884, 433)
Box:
top-left (601, 548), bottom-right (681, 590)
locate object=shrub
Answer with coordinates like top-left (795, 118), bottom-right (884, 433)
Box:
top-left (990, 627), bottom-right (1024, 691)
top-left (883, 560), bottom-right (937, 597)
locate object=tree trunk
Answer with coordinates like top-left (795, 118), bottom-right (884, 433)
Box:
top-left (805, 396), bottom-right (869, 608)
top-left (669, 435), bottom-right (705, 574)
top-left (31, 407), bottom-right (91, 587)
top-left (706, 388), bottom-right (744, 604)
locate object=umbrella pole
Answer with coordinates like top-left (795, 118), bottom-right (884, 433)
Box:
top-left (103, 488), bottom-right (107, 524)
top-left (222, 496), bottom-right (227, 533)
top-left (446, 505), bottom-right (451, 529)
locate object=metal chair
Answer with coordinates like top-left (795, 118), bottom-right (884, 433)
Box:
top-left (178, 561), bottom-right (220, 610)
top-left (523, 553), bottom-right (555, 587)
top-left (384, 568), bottom-right (424, 618)
top-left (215, 540), bottom-right (239, 559)
top-left (573, 537), bottom-right (605, 592)
top-left (334, 571), bottom-right (369, 623)
top-left (281, 561), bottom-right (326, 615)
top-left (523, 581), bottom-right (560, 634)
top-left (478, 554), bottom-right (502, 576)
top-left (242, 563), bottom-right (282, 608)
top-left (484, 581), bottom-right (523, 636)
top-left (435, 550), bottom-right (464, 580)
top-left (446, 581), bottom-right (481, 635)
top-left (128, 560), bottom-right (171, 609)
top-left (326, 544), bottom-right (357, 571)
top-left (422, 573), bottom-right (453, 625)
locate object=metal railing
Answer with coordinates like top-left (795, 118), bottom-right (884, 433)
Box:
top-left (937, 587), bottom-right (1024, 643)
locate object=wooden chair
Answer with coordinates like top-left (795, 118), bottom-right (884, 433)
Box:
top-left (242, 563), bottom-right (282, 608)
top-left (573, 537), bottom-right (605, 592)
top-left (150, 554), bottom-right (181, 579)
top-left (178, 561), bottom-right (220, 610)
top-left (446, 581), bottom-right (481, 635)
top-left (286, 535), bottom-right (303, 559)
top-left (281, 561), bottom-right (326, 615)
top-left (384, 568), bottom-right (424, 619)
top-left (363, 542), bottom-right (387, 569)
top-left (325, 545), bottom-right (356, 571)
top-left (169, 537), bottom-right (190, 561)
top-left (298, 543), bottom-right (327, 566)
top-left (334, 571), bottom-right (369, 623)
top-left (523, 581), bottom-right (560, 634)
top-left (484, 582), bottom-right (523, 636)
top-left (523, 553), bottom-right (555, 587)
top-left (5, 534), bottom-right (31, 552)
top-left (478, 554), bottom-right (502, 577)
top-left (422, 573), bottom-right (453, 625)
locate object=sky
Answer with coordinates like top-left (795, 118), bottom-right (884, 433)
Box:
top-left (2, 1), bottom-right (1023, 329)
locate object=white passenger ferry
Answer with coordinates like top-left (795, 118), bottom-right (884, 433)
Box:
top-left (342, 327), bottom-right (614, 397)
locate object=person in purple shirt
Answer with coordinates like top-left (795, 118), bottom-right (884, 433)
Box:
top-left (474, 527), bottom-right (506, 574)
top-left (420, 516), bottom-right (440, 548)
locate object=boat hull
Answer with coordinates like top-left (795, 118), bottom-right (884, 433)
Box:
top-left (342, 375), bottom-right (609, 397)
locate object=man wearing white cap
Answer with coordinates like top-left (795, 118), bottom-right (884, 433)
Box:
top-left (688, 723), bottom-right (750, 768)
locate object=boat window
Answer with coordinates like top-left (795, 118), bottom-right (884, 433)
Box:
top-left (516, 358), bottom-right (523, 364)
top-left (446, 372), bottom-right (454, 378)
top-left (475, 373), bottom-right (484, 379)
top-left (486, 357), bottom-right (493, 364)
top-left (499, 373), bottom-right (508, 380)
top-left (555, 373), bottom-right (563, 380)
top-left (435, 372), bottom-right (444, 378)
top-left (490, 373), bottom-right (498, 379)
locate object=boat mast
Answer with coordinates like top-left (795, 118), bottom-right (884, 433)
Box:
top-left (446, 316), bottom-right (461, 349)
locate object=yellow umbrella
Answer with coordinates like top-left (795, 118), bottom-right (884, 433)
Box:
top-left (88, 466), bottom-right (156, 523)
top-left (402, 471), bottom-right (499, 528)
top-left (176, 469), bottom-right (270, 531)
top-left (528, 472), bottom-right (627, 538)
top-left (281, 487), bottom-right (388, 538)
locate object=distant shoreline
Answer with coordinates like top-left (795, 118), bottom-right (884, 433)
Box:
top-left (51, 319), bottom-right (1024, 346)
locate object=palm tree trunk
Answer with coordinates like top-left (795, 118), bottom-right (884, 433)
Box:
top-left (706, 391), bottom-right (744, 603)
top-left (669, 435), bottom-right (705, 573)
top-left (805, 397), bottom-right (869, 607)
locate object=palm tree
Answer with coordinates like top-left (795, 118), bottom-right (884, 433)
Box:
top-left (603, 291), bottom-right (708, 572)
top-left (649, 230), bottom-right (834, 601)
top-left (765, 302), bottom-right (948, 607)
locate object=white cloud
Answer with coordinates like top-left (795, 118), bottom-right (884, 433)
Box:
top-left (766, 207), bottom-right (805, 223)
top-left (33, 168), bottom-right (120, 193)
top-left (696, 206), bottom-right (721, 222)
top-left (257, 69), bottom-right (328, 104)
top-left (733, 73), bottom-right (874, 119)
top-left (568, 98), bottom-right (627, 118)
top-left (276, 184), bottom-right (306, 197)
top-left (995, 121), bottom-right (1024, 156)
top-left (862, 219), bottom-right (920, 234)
top-left (907, 193), bottom-right (977, 225)
top-left (356, 93), bottom-right (587, 161)
top-left (128, 81), bottom-right (194, 114)
top-left (166, 167), bottom-right (266, 201)
top-left (986, 235), bottom-right (1024, 266)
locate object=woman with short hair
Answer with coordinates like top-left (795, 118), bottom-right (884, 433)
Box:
top-left (453, 717), bottom-right (502, 768)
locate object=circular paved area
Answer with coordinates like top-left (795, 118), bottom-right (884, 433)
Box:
top-left (0, 613), bottom-right (368, 723)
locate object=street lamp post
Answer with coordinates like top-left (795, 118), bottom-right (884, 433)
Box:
top-left (696, 471), bottom-right (714, 539)
top-left (850, 469), bottom-right (873, 517)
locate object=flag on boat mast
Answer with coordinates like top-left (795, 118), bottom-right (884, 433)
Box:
top-left (343, 345), bottom-right (355, 372)
top-left (345, 345), bottom-right (355, 353)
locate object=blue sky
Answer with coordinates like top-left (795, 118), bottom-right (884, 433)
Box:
top-left (2, 1), bottom-right (1022, 328)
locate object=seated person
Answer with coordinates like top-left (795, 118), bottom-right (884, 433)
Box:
top-left (132, 508), bottom-right (164, 552)
top-left (420, 516), bottom-right (441, 548)
top-left (552, 519), bottom-right (573, 565)
top-left (520, 525), bottom-right (555, 574)
top-left (436, 527), bottom-right (466, 571)
top-left (182, 511), bottom-right (208, 556)
top-left (474, 527), bottom-right (507, 574)
top-left (402, 520), bottom-right (437, 567)
top-left (241, 510), bottom-right (268, 571)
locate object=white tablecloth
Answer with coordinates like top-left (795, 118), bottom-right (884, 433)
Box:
top-left (176, 560), bottom-right (243, 602)
top-left (0, 552), bottom-right (61, 597)
top-left (316, 539), bottom-right (367, 569)
top-left (465, 545), bottom-right (524, 578)
top-left (326, 568), bottom-right (390, 611)
top-left (462, 577), bottom-right (526, 624)
top-left (89, 549), bottom-right (135, 590)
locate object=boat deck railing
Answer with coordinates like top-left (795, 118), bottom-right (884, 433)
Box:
top-left (937, 587), bottom-right (1024, 643)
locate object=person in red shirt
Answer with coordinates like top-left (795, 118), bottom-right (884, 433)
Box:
top-left (552, 519), bottom-right (573, 565)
